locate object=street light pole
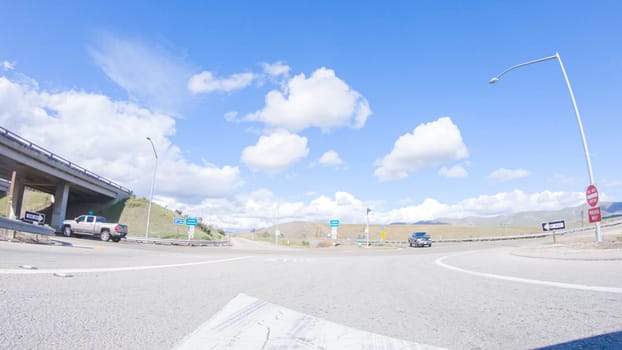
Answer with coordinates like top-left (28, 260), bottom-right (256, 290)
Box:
top-left (490, 52), bottom-right (602, 242)
top-left (146, 137), bottom-right (158, 240)
top-left (366, 208), bottom-right (371, 247)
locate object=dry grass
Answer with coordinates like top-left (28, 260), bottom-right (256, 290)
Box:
top-left (250, 222), bottom-right (542, 243)
top-left (240, 221), bottom-right (550, 249)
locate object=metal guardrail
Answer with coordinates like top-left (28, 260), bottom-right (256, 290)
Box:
top-left (125, 236), bottom-right (232, 247)
top-left (358, 232), bottom-right (551, 246)
top-left (0, 126), bottom-right (132, 194)
top-left (357, 219), bottom-right (622, 246)
top-left (0, 216), bottom-right (55, 236)
top-left (0, 178), bottom-right (9, 192)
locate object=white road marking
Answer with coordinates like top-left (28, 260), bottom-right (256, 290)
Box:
top-left (18, 265), bottom-right (38, 270)
top-left (435, 254), bottom-right (622, 294)
top-left (263, 257), bottom-right (316, 263)
top-left (53, 273), bottom-right (73, 278)
top-left (0, 256), bottom-right (252, 275)
top-left (174, 293), bottom-right (445, 350)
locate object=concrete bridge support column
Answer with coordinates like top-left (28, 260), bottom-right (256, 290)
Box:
top-left (51, 183), bottom-right (70, 231)
top-left (6, 171), bottom-right (25, 220)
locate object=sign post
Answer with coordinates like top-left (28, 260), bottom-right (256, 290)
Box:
top-left (173, 217), bottom-right (184, 235)
top-left (541, 220), bottom-right (566, 244)
top-left (185, 218), bottom-right (198, 240)
top-left (585, 185), bottom-right (602, 226)
top-left (329, 220), bottom-right (340, 245)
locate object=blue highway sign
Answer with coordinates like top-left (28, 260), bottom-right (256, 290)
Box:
top-left (185, 218), bottom-right (198, 226)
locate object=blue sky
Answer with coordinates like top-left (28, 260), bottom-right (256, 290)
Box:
top-left (1, 1), bottom-right (621, 230)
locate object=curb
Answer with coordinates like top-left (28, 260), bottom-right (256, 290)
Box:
top-left (511, 245), bottom-right (622, 261)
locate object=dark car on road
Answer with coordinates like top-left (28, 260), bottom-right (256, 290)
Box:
top-left (408, 231), bottom-right (432, 247)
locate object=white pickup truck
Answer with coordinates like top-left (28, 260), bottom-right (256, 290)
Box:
top-left (61, 215), bottom-right (128, 242)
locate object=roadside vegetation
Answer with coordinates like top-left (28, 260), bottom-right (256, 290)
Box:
top-left (243, 223), bottom-right (540, 248)
top-left (0, 190), bottom-right (51, 216)
top-left (100, 196), bottom-right (226, 240)
top-left (0, 191), bottom-right (225, 240)
top-left (242, 219), bottom-right (622, 248)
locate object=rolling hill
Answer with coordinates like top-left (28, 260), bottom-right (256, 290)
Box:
top-left (0, 191), bottom-right (225, 240)
top-left (3, 188), bottom-right (620, 243)
top-left (246, 202), bottom-right (622, 245)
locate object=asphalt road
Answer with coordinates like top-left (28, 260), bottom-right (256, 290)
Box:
top-left (1, 233), bottom-right (621, 349)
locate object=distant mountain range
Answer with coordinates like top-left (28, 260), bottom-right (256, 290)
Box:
top-left (243, 202), bottom-right (622, 236)
top-left (413, 201), bottom-right (622, 227)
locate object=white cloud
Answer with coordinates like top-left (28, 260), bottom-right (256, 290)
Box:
top-left (261, 62), bottom-right (290, 77)
top-left (88, 32), bottom-right (193, 114)
top-left (448, 190), bottom-right (584, 217)
top-left (488, 168), bottom-right (530, 181)
top-left (602, 179), bottom-right (622, 188)
top-left (549, 173), bottom-right (579, 186)
top-left (381, 198), bottom-right (450, 224)
top-left (224, 111), bottom-right (239, 123)
top-left (170, 189), bottom-right (306, 231)
top-left (240, 130), bottom-right (309, 173)
top-left (306, 192), bottom-right (369, 220)
top-left (374, 117), bottom-right (468, 181)
top-left (379, 190), bottom-right (585, 224)
top-left (438, 165), bottom-right (468, 178)
top-left (319, 150), bottom-right (344, 167)
top-left (246, 67), bottom-right (372, 132)
top-left (175, 189), bottom-right (585, 231)
top-left (187, 71), bottom-right (255, 94)
top-left (2, 60), bottom-right (16, 71)
top-left (0, 76), bottom-right (242, 202)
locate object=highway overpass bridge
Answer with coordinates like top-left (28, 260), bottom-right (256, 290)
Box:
top-left (0, 126), bottom-right (132, 231)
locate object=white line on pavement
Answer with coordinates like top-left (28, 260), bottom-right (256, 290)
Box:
top-left (0, 256), bottom-right (252, 275)
top-left (435, 254), bottom-right (622, 294)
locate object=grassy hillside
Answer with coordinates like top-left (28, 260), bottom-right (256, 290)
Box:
top-left (0, 191), bottom-right (225, 240)
top-left (0, 190), bottom-right (53, 217)
top-left (100, 196), bottom-right (225, 240)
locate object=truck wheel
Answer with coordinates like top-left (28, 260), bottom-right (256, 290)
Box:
top-left (112, 237), bottom-right (121, 242)
top-left (63, 226), bottom-right (72, 237)
top-left (100, 230), bottom-right (111, 241)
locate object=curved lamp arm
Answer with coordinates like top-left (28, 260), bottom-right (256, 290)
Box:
top-left (489, 54), bottom-right (558, 84)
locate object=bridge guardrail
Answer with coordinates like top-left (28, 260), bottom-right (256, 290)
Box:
top-left (0, 126), bottom-right (132, 195)
top-left (0, 216), bottom-right (55, 236)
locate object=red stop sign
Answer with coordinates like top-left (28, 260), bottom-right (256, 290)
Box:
top-left (586, 184), bottom-right (599, 207)
top-left (588, 207), bottom-right (602, 223)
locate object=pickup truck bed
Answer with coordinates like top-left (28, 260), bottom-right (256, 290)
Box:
top-left (61, 215), bottom-right (128, 242)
